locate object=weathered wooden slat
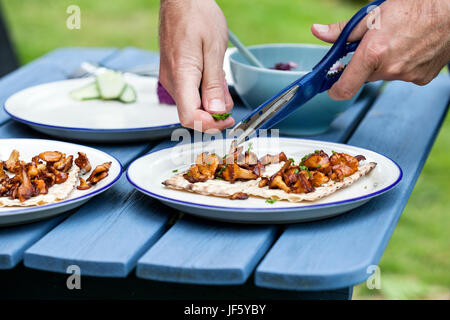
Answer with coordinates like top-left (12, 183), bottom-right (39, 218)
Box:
top-left (101, 47), bottom-right (159, 70)
top-left (255, 75), bottom-right (450, 291)
top-left (135, 83), bottom-right (382, 284)
top-left (40, 47), bottom-right (119, 76)
top-left (0, 216), bottom-right (67, 269)
top-left (137, 218), bottom-right (277, 284)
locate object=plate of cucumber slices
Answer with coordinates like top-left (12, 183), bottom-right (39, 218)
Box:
top-left (4, 71), bottom-right (181, 142)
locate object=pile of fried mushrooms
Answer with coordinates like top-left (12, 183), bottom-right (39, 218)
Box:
top-left (0, 150), bottom-right (111, 203)
top-left (183, 141), bottom-right (366, 200)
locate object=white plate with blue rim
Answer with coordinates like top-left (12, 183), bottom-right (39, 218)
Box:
top-left (0, 138), bottom-right (122, 226)
top-left (126, 137), bottom-right (402, 224)
top-left (4, 74), bottom-right (181, 143)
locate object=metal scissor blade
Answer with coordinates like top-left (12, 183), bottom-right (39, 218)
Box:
top-left (229, 85), bottom-right (299, 145)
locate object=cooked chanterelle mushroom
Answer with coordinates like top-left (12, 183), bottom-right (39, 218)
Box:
top-left (53, 155), bottom-right (73, 173)
top-left (77, 178), bottom-right (91, 190)
top-left (184, 153), bottom-right (220, 183)
top-left (5, 149), bottom-right (20, 172)
top-left (0, 150), bottom-right (112, 203)
top-left (259, 152), bottom-right (287, 166)
top-left (17, 164), bottom-right (34, 202)
top-left (220, 163), bottom-right (258, 183)
top-left (0, 161), bottom-right (6, 180)
top-left (39, 151), bottom-right (63, 163)
top-left (175, 142), bottom-right (369, 200)
top-left (87, 162), bottom-right (112, 185)
top-left (302, 150), bottom-right (331, 174)
top-left (329, 152), bottom-right (365, 182)
top-left (75, 152), bottom-right (91, 174)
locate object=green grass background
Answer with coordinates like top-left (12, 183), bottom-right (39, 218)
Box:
top-left (2, 0), bottom-right (449, 299)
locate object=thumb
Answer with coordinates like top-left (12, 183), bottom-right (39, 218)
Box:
top-left (201, 47), bottom-right (227, 114)
top-left (311, 19), bottom-right (368, 43)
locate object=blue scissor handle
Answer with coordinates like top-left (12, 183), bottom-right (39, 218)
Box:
top-left (312, 0), bottom-right (386, 92)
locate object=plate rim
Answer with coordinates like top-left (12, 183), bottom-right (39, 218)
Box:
top-left (126, 137), bottom-right (403, 212)
top-left (4, 78), bottom-right (181, 132)
top-left (0, 138), bottom-right (123, 215)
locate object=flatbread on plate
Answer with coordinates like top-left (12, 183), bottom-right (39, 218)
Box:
top-left (163, 161), bottom-right (376, 203)
top-left (0, 165), bottom-right (80, 207)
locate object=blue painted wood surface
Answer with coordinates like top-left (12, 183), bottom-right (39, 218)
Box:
top-left (255, 75), bottom-right (450, 291)
top-left (24, 176), bottom-right (173, 277)
top-left (313, 81), bottom-right (382, 142)
top-left (0, 216), bottom-right (67, 269)
top-left (137, 218), bottom-right (277, 284)
top-left (0, 47), bottom-right (447, 294)
top-left (102, 47), bottom-right (159, 70)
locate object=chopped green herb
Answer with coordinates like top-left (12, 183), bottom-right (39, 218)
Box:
top-left (243, 118), bottom-right (249, 123)
top-left (294, 169), bottom-right (299, 174)
top-left (187, 172), bottom-right (192, 177)
top-left (217, 166), bottom-right (226, 176)
top-left (172, 169), bottom-right (178, 173)
top-left (265, 198), bottom-right (277, 204)
top-left (334, 181), bottom-right (337, 184)
top-left (314, 150), bottom-right (319, 153)
top-left (332, 150), bottom-right (337, 155)
top-left (211, 113), bottom-right (232, 121)
top-left (222, 154), bottom-right (228, 159)
top-left (316, 164), bottom-right (322, 168)
top-left (299, 165), bottom-right (308, 171)
top-left (308, 172), bottom-right (312, 178)
top-left (301, 153), bottom-right (313, 164)
top-left (288, 158), bottom-right (295, 163)
top-left (247, 142), bottom-right (253, 154)
top-left (373, 182), bottom-right (379, 188)
top-left (215, 177), bottom-right (224, 180)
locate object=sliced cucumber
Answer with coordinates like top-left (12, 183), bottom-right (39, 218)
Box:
top-left (71, 82), bottom-right (100, 100)
top-left (119, 84), bottom-right (137, 103)
top-left (96, 70), bottom-right (126, 100)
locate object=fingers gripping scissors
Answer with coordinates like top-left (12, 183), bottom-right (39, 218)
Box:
top-left (230, 0), bottom-right (386, 145)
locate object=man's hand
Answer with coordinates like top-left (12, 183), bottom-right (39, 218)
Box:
top-left (159, 0), bottom-right (234, 132)
top-left (311, 0), bottom-right (450, 100)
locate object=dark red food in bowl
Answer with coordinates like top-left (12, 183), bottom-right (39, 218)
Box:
top-left (271, 61), bottom-right (298, 71)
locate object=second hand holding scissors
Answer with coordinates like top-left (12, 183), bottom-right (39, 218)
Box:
top-left (229, 0), bottom-right (386, 145)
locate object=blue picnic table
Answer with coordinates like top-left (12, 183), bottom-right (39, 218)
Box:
top-left (0, 47), bottom-right (448, 300)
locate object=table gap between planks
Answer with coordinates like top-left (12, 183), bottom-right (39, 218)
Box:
top-left (0, 47), bottom-right (448, 298)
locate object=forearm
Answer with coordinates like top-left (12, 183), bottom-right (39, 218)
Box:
top-left (159, 0), bottom-right (234, 131)
top-left (312, 0), bottom-right (450, 100)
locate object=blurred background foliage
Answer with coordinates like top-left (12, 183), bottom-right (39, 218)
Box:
top-left (1, 0), bottom-right (448, 300)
